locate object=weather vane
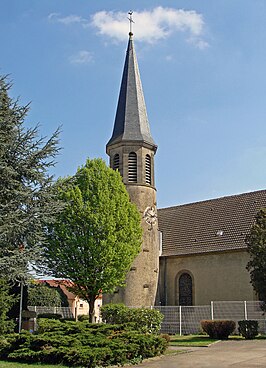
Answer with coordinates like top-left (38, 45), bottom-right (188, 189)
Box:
top-left (128, 10), bottom-right (134, 37)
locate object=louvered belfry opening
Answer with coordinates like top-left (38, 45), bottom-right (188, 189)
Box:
top-left (145, 154), bottom-right (151, 185)
top-left (128, 152), bottom-right (137, 182)
top-left (113, 153), bottom-right (120, 171)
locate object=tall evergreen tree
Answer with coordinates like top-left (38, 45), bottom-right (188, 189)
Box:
top-left (246, 208), bottom-right (266, 311)
top-left (42, 158), bottom-right (142, 322)
top-left (0, 76), bottom-right (61, 284)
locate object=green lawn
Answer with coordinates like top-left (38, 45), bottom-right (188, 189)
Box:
top-left (170, 334), bottom-right (218, 347)
top-left (0, 362), bottom-right (68, 368)
top-left (170, 334), bottom-right (266, 347)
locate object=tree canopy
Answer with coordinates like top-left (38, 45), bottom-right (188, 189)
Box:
top-left (246, 208), bottom-right (266, 311)
top-left (42, 158), bottom-right (142, 321)
top-left (28, 282), bottom-right (62, 307)
top-left (0, 76), bottom-right (61, 283)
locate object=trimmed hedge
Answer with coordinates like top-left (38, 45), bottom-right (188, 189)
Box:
top-left (201, 320), bottom-right (236, 339)
top-left (101, 304), bottom-right (164, 334)
top-left (0, 319), bottom-right (167, 367)
top-left (238, 320), bottom-right (259, 339)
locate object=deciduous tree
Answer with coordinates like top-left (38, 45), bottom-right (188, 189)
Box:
top-left (42, 158), bottom-right (142, 322)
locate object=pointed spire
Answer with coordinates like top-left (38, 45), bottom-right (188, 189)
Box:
top-left (107, 31), bottom-right (156, 151)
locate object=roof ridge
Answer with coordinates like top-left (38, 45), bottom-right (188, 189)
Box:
top-left (159, 189), bottom-right (266, 211)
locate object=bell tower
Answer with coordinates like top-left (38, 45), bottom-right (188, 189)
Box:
top-left (106, 17), bottom-right (159, 307)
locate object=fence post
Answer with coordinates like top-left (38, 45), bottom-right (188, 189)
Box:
top-left (179, 306), bottom-right (182, 336)
top-left (211, 301), bottom-right (214, 320)
top-left (34, 306), bottom-right (37, 331)
top-left (244, 301), bottom-right (248, 320)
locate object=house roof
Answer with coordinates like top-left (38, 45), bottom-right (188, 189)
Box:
top-left (106, 35), bottom-right (156, 150)
top-left (158, 189), bottom-right (266, 257)
top-left (38, 279), bottom-right (102, 300)
top-left (39, 279), bottom-right (77, 300)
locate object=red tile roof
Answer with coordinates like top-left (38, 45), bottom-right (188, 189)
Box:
top-left (158, 190), bottom-right (266, 256)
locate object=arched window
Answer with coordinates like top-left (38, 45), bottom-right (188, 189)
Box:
top-left (128, 152), bottom-right (137, 182)
top-left (179, 273), bottom-right (193, 306)
top-left (113, 154), bottom-right (120, 171)
top-left (145, 154), bottom-right (151, 185)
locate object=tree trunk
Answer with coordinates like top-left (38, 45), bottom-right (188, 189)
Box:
top-left (88, 299), bottom-right (95, 323)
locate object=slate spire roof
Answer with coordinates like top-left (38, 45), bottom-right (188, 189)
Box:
top-left (107, 34), bottom-right (156, 150)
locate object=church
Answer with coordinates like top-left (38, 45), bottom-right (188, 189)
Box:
top-left (105, 29), bottom-right (265, 307)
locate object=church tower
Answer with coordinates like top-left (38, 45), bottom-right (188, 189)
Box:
top-left (106, 25), bottom-right (159, 307)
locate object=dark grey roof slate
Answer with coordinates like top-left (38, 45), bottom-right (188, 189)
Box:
top-left (107, 36), bottom-right (156, 148)
top-left (158, 190), bottom-right (266, 256)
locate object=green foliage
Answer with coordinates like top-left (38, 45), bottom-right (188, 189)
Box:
top-left (160, 333), bottom-right (171, 343)
top-left (77, 314), bottom-right (89, 322)
top-left (101, 304), bottom-right (164, 334)
top-left (201, 320), bottom-right (236, 340)
top-left (238, 320), bottom-right (259, 339)
top-left (28, 283), bottom-right (61, 307)
top-left (0, 280), bottom-right (15, 334)
top-left (100, 303), bottom-right (128, 324)
top-left (0, 319), bottom-right (167, 367)
top-left (42, 158), bottom-right (142, 321)
top-left (246, 209), bottom-right (266, 310)
top-left (0, 76), bottom-right (61, 283)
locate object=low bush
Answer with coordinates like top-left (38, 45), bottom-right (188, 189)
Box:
top-left (201, 320), bottom-right (236, 340)
top-left (77, 314), bottom-right (89, 322)
top-left (160, 333), bottom-right (171, 343)
top-left (101, 304), bottom-right (164, 334)
top-left (0, 319), bottom-right (167, 367)
top-left (238, 320), bottom-right (259, 339)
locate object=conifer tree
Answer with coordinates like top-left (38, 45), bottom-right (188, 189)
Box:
top-left (42, 158), bottom-right (142, 322)
top-left (246, 208), bottom-right (266, 311)
top-left (0, 76), bottom-right (61, 284)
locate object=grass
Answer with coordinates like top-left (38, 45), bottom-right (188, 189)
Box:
top-left (170, 334), bottom-right (218, 347)
top-left (169, 334), bottom-right (266, 347)
top-left (0, 362), bottom-right (68, 368)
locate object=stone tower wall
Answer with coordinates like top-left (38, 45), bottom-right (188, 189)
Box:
top-left (104, 144), bottom-right (159, 307)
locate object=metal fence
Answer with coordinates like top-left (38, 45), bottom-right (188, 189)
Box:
top-left (28, 306), bottom-right (73, 319)
top-left (154, 301), bottom-right (266, 335)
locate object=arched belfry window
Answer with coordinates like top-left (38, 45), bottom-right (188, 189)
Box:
top-left (179, 273), bottom-right (193, 306)
top-left (145, 154), bottom-right (151, 185)
top-left (113, 154), bottom-right (120, 171)
top-left (128, 152), bottom-right (137, 183)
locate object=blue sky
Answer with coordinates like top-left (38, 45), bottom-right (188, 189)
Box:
top-left (1, 1), bottom-right (266, 208)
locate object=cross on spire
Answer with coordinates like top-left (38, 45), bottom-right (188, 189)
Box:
top-left (128, 10), bottom-right (134, 37)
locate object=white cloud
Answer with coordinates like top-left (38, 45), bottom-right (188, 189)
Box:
top-left (48, 13), bottom-right (88, 26)
top-left (69, 51), bottom-right (94, 65)
top-left (91, 7), bottom-right (208, 47)
top-left (165, 55), bottom-right (173, 61)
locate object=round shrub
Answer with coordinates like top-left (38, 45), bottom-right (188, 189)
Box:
top-left (101, 304), bottom-right (163, 334)
top-left (238, 320), bottom-right (258, 339)
top-left (201, 320), bottom-right (236, 340)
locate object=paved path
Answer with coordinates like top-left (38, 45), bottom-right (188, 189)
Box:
top-left (135, 340), bottom-right (266, 368)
